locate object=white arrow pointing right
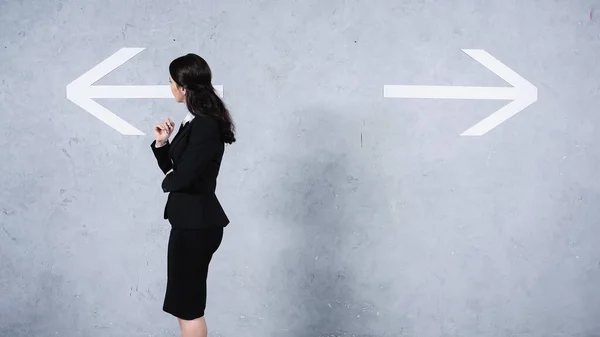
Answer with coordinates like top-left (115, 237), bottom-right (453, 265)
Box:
top-left (384, 49), bottom-right (538, 136)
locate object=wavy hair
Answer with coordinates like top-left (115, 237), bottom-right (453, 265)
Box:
top-left (169, 53), bottom-right (236, 144)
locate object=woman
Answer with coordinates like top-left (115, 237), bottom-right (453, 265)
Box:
top-left (150, 53), bottom-right (235, 337)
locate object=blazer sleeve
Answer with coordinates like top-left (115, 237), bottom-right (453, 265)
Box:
top-left (160, 119), bottom-right (219, 193)
top-left (151, 140), bottom-right (173, 174)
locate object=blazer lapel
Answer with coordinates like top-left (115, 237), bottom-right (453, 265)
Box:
top-left (170, 121), bottom-right (192, 152)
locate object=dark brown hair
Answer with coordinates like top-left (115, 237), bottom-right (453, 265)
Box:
top-left (169, 53), bottom-right (235, 144)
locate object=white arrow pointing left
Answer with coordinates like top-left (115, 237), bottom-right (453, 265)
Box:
top-left (66, 47), bottom-right (224, 135)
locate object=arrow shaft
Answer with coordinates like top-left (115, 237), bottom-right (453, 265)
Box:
top-left (88, 85), bottom-right (172, 98)
top-left (86, 84), bottom-right (224, 99)
top-left (383, 85), bottom-right (519, 100)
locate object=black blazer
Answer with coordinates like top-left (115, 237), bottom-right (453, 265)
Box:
top-left (151, 115), bottom-right (229, 229)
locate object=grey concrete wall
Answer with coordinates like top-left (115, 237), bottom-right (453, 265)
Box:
top-left (2, 0), bottom-right (600, 336)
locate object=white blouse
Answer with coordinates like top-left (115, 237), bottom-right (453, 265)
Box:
top-left (182, 112), bottom-right (195, 126)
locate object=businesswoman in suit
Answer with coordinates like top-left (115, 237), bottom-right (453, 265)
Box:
top-left (151, 53), bottom-right (235, 337)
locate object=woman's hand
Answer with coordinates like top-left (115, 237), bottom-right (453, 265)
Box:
top-left (153, 118), bottom-right (175, 146)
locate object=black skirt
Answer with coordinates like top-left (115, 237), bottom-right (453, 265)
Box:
top-left (163, 227), bottom-right (223, 320)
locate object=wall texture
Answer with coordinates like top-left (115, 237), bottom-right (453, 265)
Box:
top-left (2, 0), bottom-right (600, 336)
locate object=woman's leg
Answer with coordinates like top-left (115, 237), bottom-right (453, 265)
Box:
top-left (178, 317), bottom-right (207, 337)
top-left (175, 228), bottom-right (223, 337)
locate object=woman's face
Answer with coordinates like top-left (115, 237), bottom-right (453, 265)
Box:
top-left (169, 75), bottom-right (185, 103)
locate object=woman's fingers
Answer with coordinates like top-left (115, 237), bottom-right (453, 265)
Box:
top-left (155, 119), bottom-right (175, 135)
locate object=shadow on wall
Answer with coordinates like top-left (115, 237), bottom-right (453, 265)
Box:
top-left (269, 106), bottom-right (399, 337)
